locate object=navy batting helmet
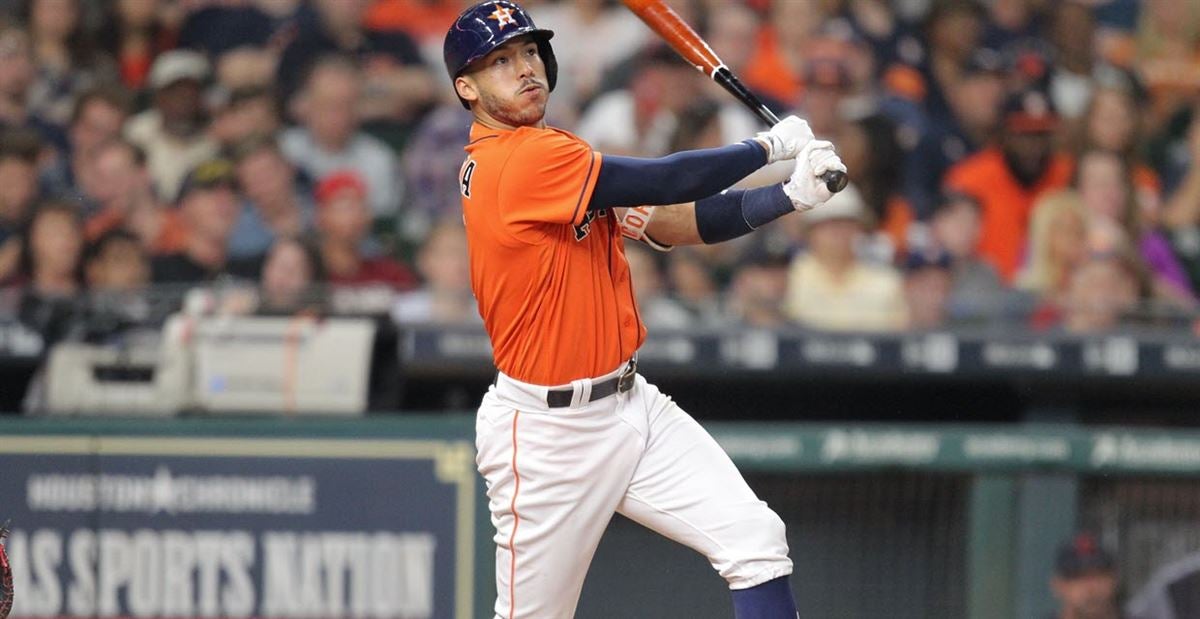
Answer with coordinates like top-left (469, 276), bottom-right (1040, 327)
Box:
top-left (443, 1), bottom-right (557, 109)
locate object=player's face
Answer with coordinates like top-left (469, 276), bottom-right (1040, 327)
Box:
top-left (460, 37), bottom-right (548, 128)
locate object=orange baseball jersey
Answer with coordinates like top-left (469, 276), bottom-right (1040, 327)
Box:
top-left (460, 122), bottom-right (646, 386)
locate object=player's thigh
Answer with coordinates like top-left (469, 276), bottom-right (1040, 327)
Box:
top-left (616, 379), bottom-right (791, 588)
top-left (476, 394), bottom-right (644, 616)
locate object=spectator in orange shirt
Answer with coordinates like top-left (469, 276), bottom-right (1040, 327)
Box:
top-left (944, 89), bottom-right (1074, 282)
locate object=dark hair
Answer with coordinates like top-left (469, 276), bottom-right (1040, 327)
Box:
top-left (19, 199), bottom-right (84, 282)
top-left (669, 100), bottom-right (722, 153)
top-left (268, 236), bottom-right (326, 284)
top-left (228, 133), bottom-right (285, 165)
top-left (18, 0), bottom-right (101, 69)
top-left (69, 84), bottom-right (134, 127)
top-left (0, 128), bottom-right (43, 165)
top-left (83, 228), bottom-right (142, 267)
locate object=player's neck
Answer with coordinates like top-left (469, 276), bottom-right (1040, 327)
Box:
top-left (472, 110), bottom-right (546, 132)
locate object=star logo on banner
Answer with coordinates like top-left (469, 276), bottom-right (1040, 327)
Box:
top-left (489, 5), bottom-right (517, 29)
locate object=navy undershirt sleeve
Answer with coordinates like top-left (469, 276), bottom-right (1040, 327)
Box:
top-left (588, 141), bottom-right (767, 211)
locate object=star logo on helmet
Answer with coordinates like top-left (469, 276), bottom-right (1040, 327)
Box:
top-left (489, 5), bottom-right (517, 29)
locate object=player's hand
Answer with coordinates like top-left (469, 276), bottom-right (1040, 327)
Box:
top-left (783, 140), bottom-right (847, 211)
top-left (755, 115), bottom-right (815, 164)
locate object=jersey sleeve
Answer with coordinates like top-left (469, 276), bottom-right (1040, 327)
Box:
top-left (498, 129), bottom-right (602, 227)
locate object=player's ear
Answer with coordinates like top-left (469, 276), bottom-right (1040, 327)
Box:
top-left (455, 76), bottom-right (480, 106)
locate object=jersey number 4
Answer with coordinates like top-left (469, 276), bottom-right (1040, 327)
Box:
top-left (460, 159), bottom-right (477, 198)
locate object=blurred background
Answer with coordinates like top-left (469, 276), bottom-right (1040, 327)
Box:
top-left (0, 0), bottom-right (1199, 618)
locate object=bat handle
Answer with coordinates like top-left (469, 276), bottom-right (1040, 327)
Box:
top-left (712, 68), bottom-right (848, 194)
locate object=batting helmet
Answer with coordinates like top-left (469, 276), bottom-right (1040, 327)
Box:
top-left (443, 1), bottom-right (557, 109)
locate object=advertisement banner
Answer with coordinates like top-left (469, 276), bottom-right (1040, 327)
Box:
top-left (0, 435), bottom-right (478, 619)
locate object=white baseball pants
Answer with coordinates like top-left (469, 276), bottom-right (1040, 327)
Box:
top-left (475, 362), bottom-right (793, 619)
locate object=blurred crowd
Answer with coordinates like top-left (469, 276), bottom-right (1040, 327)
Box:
top-left (0, 0), bottom-right (1198, 346)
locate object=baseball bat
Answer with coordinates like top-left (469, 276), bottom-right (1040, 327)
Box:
top-left (621, 0), bottom-right (848, 194)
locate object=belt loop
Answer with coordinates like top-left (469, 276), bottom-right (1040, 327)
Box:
top-left (570, 378), bottom-right (592, 408)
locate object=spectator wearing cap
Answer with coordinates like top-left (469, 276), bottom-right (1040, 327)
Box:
top-left (276, 0), bottom-right (433, 123)
top-left (227, 136), bottom-right (314, 260)
top-left (903, 247), bottom-right (954, 330)
top-left (944, 88), bottom-right (1074, 282)
top-left (903, 48), bottom-right (1004, 216)
top-left (928, 192), bottom-right (1005, 321)
top-left (281, 56), bottom-right (402, 221)
top-left (151, 158), bottom-right (259, 285)
top-left (783, 183), bottom-right (908, 332)
top-left (83, 138), bottom-right (187, 256)
top-left (315, 170), bottom-right (416, 292)
top-left (125, 50), bottom-right (220, 203)
top-left (1048, 533), bottom-right (1123, 619)
top-left (41, 84), bottom-right (133, 204)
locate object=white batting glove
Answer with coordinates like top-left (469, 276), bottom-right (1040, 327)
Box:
top-left (755, 115), bottom-right (815, 164)
top-left (783, 140), bottom-right (847, 211)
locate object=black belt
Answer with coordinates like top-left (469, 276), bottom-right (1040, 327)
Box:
top-left (546, 358), bottom-right (637, 408)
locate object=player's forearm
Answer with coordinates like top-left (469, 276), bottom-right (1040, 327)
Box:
top-left (641, 184), bottom-right (796, 247)
top-left (643, 203), bottom-right (702, 245)
top-left (589, 141), bottom-right (768, 210)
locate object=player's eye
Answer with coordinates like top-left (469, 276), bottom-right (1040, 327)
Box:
top-left (494, 56), bottom-right (507, 66)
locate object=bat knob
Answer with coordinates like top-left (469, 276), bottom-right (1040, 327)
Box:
top-left (822, 170), bottom-right (849, 194)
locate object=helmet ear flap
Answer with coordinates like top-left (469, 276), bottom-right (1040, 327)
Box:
top-left (537, 38), bottom-right (557, 92)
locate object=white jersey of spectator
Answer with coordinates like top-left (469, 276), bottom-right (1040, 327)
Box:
top-left (125, 109), bottom-right (220, 203)
top-left (280, 128), bottom-right (401, 220)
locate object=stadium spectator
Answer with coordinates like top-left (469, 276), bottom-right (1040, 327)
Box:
top-left (209, 85), bottom-right (281, 150)
top-left (981, 0), bottom-right (1041, 51)
top-left (275, 0), bottom-right (433, 122)
top-left (1135, 0), bottom-right (1200, 132)
top-left (1074, 149), bottom-right (1195, 302)
top-left (784, 183), bottom-right (907, 331)
top-left (177, 1), bottom-right (276, 58)
top-left (228, 135), bottom-right (313, 260)
top-left (795, 56), bottom-right (853, 142)
top-left (911, 0), bottom-right (987, 125)
top-left (281, 56), bottom-right (401, 220)
top-left (928, 192), bottom-right (1005, 321)
top-left (534, 0), bottom-right (648, 124)
top-left (1048, 533), bottom-right (1123, 619)
top-left (903, 248), bottom-right (954, 330)
top-left (98, 0), bottom-right (177, 91)
top-left (742, 0), bottom-right (826, 105)
top-left (151, 158), bottom-right (258, 285)
top-left (0, 19), bottom-right (63, 150)
top-left (666, 248), bottom-right (724, 327)
top-left (1046, 0), bottom-right (1102, 120)
top-left (575, 45), bottom-right (702, 157)
top-left (41, 84), bottom-right (133, 202)
top-left (944, 88), bottom-right (1074, 282)
top-left (83, 138), bottom-right (186, 255)
top-left (17, 199), bottom-right (82, 343)
top-left (391, 219), bottom-right (478, 325)
top-left (256, 236), bottom-right (325, 316)
top-left (1019, 191), bottom-right (1089, 317)
top-left (0, 129), bottom-right (40, 282)
top-left (314, 170), bottom-right (415, 292)
top-left (1162, 116), bottom-right (1200, 292)
top-left (19, 0), bottom-right (115, 129)
top-left (125, 50), bottom-right (219, 203)
top-left (84, 228), bottom-right (147, 294)
top-left (725, 253), bottom-right (790, 329)
top-left (397, 103), bottom-right (472, 245)
top-left (81, 229), bottom-right (152, 337)
top-left (903, 49), bottom-right (1004, 216)
top-left (624, 242), bottom-right (692, 330)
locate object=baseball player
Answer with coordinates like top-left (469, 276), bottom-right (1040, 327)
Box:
top-left (443, 2), bottom-right (845, 617)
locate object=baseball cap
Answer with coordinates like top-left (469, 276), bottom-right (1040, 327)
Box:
top-left (148, 50), bottom-right (210, 91)
top-left (1003, 89), bottom-right (1058, 133)
top-left (803, 183), bottom-right (870, 226)
top-left (176, 158), bottom-right (236, 203)
top-left (1055, 533), bottom-right (1116, 579)
top-left (315, 170), bottom-right (368, 206)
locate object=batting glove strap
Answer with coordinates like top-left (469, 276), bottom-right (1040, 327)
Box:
top-left (756, 115), bottom-right (815, 164)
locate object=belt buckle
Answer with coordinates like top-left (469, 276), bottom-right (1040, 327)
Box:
top-left (617, 359), bottom-right (637, 393)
